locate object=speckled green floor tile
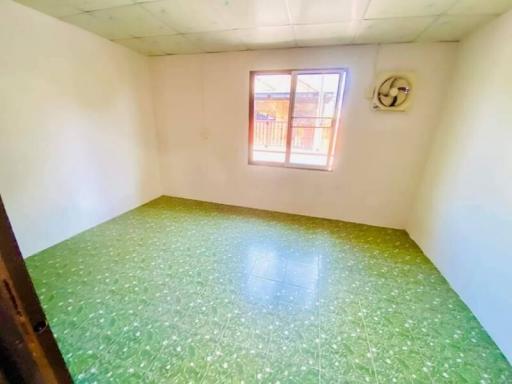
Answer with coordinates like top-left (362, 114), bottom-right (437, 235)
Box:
top-left (26, 197), bottom-right (512, 383)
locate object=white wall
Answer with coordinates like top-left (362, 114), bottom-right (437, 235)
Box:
top-left (0, 1), bottom-right (161, 257)
top-left (408, 11), bottom-right (512, 362)
top-left (151, 43), bottom-right (456, 229)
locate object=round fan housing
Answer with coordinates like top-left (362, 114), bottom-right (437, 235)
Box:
top-left (372, 73), bottom-right (414, 111)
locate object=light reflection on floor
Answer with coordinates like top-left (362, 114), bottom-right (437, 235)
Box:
top-left (242, 244), bottom-right (319, 310)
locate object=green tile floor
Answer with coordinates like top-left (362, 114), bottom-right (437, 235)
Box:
top-left (26, 197), bottom-right (512, 383)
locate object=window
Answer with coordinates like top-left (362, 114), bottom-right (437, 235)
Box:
top-left (249, 69), bottom-right (346, 171)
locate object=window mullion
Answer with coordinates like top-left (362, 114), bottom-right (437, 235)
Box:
top-left (284, 72), bottom-right (297, 166)
top-left (326, 72), bottom-right (344, 170)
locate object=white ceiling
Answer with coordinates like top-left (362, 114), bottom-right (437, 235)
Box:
top-left (16, 0), bottom-right (512, 55)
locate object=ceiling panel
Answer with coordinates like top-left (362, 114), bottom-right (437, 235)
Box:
top-left (68, 0), bottom-right (135, 12)
top-left (365, 0), bottom-right (457, 19)
top-left (418, 14), bottom-right (495, 41)
top-left (212, 0), bottom-right (290, 29)
top-left (148, 34), bottom-right (204, 55)
top-left (185, 30), bottom-right (247, 53)
top-left (116, 34), bottom-right (204, 55)
top-left (86, 5), bottom-right (176, 38)
top-left (447, 0), bottom-right (512, 15)
top-left (143, 0), bottom-right (289, 33)
top-left (13, 0), bottom-right (512, 56)
top-left (294, 22), bottom-right (358, 47)
top-left (62, 12), bottom-right (131, 40)
top-left (287, 0), bottom-right (370, 24)
top-left (16, 0), bottom-right (82, 17)
top-left (354, 17), bottom-right (436, 44)
top-left (142, 0), bottom-right (226, 33)
top-left (239, 26), bottom-right (296, 50)
top-left (115, 36), bottom-right (165, 55)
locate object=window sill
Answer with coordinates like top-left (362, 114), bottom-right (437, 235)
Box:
top-left (248, 161), bottom-right (333, 172)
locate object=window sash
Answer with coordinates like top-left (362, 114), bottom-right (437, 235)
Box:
top-left (249, 68), bottom-right (346, 171)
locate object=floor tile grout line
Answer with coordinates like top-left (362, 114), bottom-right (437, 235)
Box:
top-left (247, 272), bottom-right (318, 291)
top-left (198, 313), bottom-right (232, 384)
top-left (247, 261), bottom-right (320, 290)
top-left (391, 296), bottom-right (436, 384)
top-left (357, 299), bottom-right (380, 384)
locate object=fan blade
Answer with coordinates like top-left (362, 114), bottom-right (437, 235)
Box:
top-left (378, 94), bottom-right (395, 107)
top-left (395, 92), bottom-right (407, 106)
top-left (379, 77), bottom-right (395, 96)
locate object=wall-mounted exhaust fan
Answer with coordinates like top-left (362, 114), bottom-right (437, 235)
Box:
top-left (372, 73), bottom-right (414, 111)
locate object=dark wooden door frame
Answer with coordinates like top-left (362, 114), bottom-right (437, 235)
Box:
top-left (0, 195), bottom-right (72, 383)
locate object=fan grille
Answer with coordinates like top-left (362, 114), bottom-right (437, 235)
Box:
top-left (377, 76), bottom-right (411, 108)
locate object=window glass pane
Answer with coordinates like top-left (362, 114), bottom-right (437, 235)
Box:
top-left (252, 74), bottom-right (291, 163)
top-left (289, 73), bottom-right (341, 168)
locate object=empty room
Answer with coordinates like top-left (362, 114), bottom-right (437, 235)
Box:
top-left (1, 0), bottom-right (511, 382)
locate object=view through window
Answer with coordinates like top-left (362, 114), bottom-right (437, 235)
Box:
top-left (249, 69), bottom-right (346, 170)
